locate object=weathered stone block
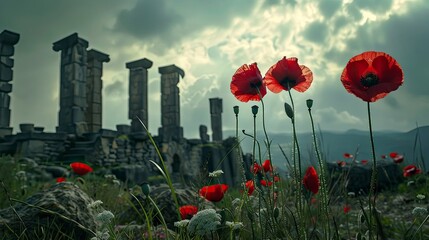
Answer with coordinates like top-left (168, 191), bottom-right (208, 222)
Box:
top-left (0, 44), bottom-right (14, 56)
top-left (0, 64), bottom-right (12, 81)
top-left (0, 56), bottom-right (13, 67)
top-left (0, 93), bottom-right (10, 107)
top-left (0, 108), bottom-right (10, 126)
top-left (0, 82), bottom-right (12, 93)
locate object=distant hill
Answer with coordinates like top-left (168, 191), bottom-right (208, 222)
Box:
top-left (223, 126), bottom-right (429, 172)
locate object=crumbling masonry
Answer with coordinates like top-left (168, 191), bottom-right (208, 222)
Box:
top-left (0, 31), bottom-right (247, 186)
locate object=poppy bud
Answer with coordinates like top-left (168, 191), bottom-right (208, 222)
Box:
top-left (274, 207), bottom-right (280, 219)
top-left (233, 106), bottom-right (239, 115)
top-left (284, 102), bottom-right (294, 119)
top-left (251, 105), bottom-right (259, 116)
top-left (306, 99), bottom-right (313, 109)
top-left (141, 182), bottom-right (151, 196)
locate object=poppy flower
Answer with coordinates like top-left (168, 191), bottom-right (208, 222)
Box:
top-left (262, 159), bottom-right (273, 172)
top-left (340, 51), bottom-right (404, 102)
top-left (230, 63), bottom-right (266, 102)
top-left (337, 161), bottom-right (346, 167)
top-left (273, 175), bottom-right (280, 182)
top-left (56, 177), bottom-right (66, 183)
top-left (264, 56), bottom-right (313, 93)
top-left (403, 165), bottom-right (422, 178)
top-left (260, 179), bottom-right (273, 187)
top-left (303, 166), bottom-right (320, 194)
top-left (251, 162), bottom-right (262, 174)
top-left (343, 153), bottom-right (353, 159)
top-left (361, 160), bottom-right (369, 165)
top-left (199, 184), bottom-right (228, 202)
top-left (392, 154), bottom-right (404, 164)
top-left (245, 180), bottom-right (255, 195)
top-left (389, 152), bottom-right (398, 158)
top-left (343, 205), bottom-right (351, 214)
top-left (381, 155), bottom-right (386, 159)
top-left (70, 162), bottom-right (93, 176)
top-left (179, 205), bottom-right (198, 219)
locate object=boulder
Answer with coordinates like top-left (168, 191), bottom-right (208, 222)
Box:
top-left (0, 182), bottom-right (97, 239)
top-left (327, 161), bottom-right (403, 194)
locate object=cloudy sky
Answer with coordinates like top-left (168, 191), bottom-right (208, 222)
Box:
top-left (1, 0), bottom-right (428, 140)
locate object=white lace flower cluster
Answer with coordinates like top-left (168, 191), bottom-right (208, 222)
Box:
top-left (209, 170), bottom-right (224, 178)
top-left (187, 209), bottom-right (221, 236)
top-left (412, 207), bottom-right (428, 217)
top-left (225, 221), bottom-right (244, 230)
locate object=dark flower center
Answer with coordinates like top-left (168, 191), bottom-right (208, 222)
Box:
top-left (250, 80), bottom-right (262, 88)
top-left (281, 77), bottom-right (296, 89)
top-left (360, 73), bottom-right (379, 88)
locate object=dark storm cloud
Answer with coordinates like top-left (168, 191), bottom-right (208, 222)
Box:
top-left (352, 0), bottom-right (393, 13)
top-left (318, 0), bottom-right (342, 19)
top-left (113, 0), bottom-right (257, 50)
top-left (303, 21), bottom-right (328, 43)
top-left (114, 1), bottom-right (182, 40)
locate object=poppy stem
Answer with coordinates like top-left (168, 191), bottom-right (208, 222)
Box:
top-left (367, 101), bottom-right (378, 238)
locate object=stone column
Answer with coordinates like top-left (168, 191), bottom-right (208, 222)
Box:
top-left (158, 64), bottom-right (184, 142)
top-left (86, 49), bottom-right (110, 133)
top-left (126, 58), bottom-right (153, 133)
top-left (53, 33), bottom-right (89, 135)
top-left (209, 98), bottom-right (223, 142)
top-left (0, 30), bottom-right (20, 138)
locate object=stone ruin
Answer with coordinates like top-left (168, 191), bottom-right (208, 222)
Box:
top-left (0, 30), bottom-right (249, 186)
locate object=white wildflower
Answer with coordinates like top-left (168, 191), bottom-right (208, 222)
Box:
top-left (174, 219), bottom-right (190, 228)
top-left (209, 170), bottom-right (224, 178)
top-left (407, 181), bottom-right (415, 186)
top-left (416, 194), bottom-right (426, 200)
top-left (96, 210), bottom-right (115, 225)
top-left (15, 171), bottom-right (27, 181)
top-left (347, 192), bottom-right (356, 197)
top-left (412, 207), bottom-right (428, 217)
top-left (231, 198), bottom-right (242, 208)
top-left (90, 230), bottom-right (110, 240)
top-left (225, 221), bottom-right (244, 230)
top-left (187, 209), bottom-right (221, 236)
top-left (88, 200), bottom-right (103, 209)
top-left (112, 179), bottom-right (121, 186)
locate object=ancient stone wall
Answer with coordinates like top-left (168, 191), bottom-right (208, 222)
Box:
top-left (0, 30), bottom-right (19, 138)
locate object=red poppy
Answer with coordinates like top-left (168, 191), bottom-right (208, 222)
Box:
top-left (251, 162), bottom-right (262, 174)
top-left (230, 63), bottom-right (266, 102)
top-left (403, 165), bottom-right (422, 178)
top-left (264, 56), bottom-right (313, 93)
top-left (343, 205), bottom-right (351, 214)
top-left (179, 205), bottom-right (198, 219)
top-left (56, 177), bottom-right (66, 183)
top-left (303, 166), bottom-right (320, 194)
top-left (337, 161), bottom-right (346, 167)
top-left (260, 179), bottom-right (273, 187)
top-left (273, 176), bottom-right (280, 182)
top-left (341, 51), bottom-right (404, 102)
top-left (343, 153), bottom-right (353, 159)
top-left (361, 160), bottom-right (369, 165)
top-left (70, 162), bottom-right (93, 176)
top-left (392, 155), bottom-right (404, 164)
top-left (245, 180), bottom-right (255, 195)
top-left (389, 152), bottom-right (398, 158)
top-left (199, 184), bottom-right (228, 202)
top-left (262, 159), bottom-right (273, 172)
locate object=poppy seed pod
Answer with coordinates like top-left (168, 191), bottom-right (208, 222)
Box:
top-left (306, 99), bottom-right (313, 109)
top-left (233, 106), bottom-right (239, 115)
top-left (284, 103), bottom-right (294, 119)
top-left (251, 105), bottom-right (259, 116)
top-left (141, 182), bottom-right (151, 196)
